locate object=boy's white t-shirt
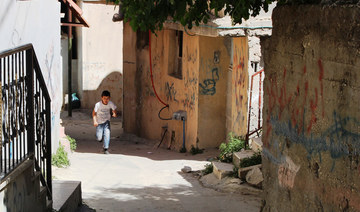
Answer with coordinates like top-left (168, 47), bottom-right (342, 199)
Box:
top-left (94, 101), bottom-right (117, 124)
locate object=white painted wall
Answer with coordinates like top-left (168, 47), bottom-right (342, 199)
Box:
top-left (77, 0), bottom-right (123, 110)
top-left (0, 0), bottom-right (62, 153)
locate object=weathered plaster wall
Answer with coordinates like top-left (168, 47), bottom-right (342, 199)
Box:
top-left (78, 1), bottom-right (123, 111)
top-left (229, 37), bottom-right (249, 137)
top-left (143, 29), bottom-right (200, 150)
top-left (123, 22), bottom-right (137, 133)
top-left (262, 5), bottom-right (360, 211)
top-left (123, 24), bottom-right (201, 150)
top-left (198, 36), bottom-right (231, 148)
top-left (0, 0), bottom-right (62, 153)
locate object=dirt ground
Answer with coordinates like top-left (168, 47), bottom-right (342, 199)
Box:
top-left (53, 109), bottom-right (262, 212)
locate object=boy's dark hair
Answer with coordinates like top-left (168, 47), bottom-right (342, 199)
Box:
top-left (101, 90), bottom-right (111, 97)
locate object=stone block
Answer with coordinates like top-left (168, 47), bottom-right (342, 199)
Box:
top-left (238, 164), bottom-right (262, 180)
top-left (250, 137), bottom-right (263, 152)
top-left (212, 161), bottom-right (234, 180)
top-left (246, 167), bottom-right (263, 188)
top-left (233, 150), bottom-right (256, 168)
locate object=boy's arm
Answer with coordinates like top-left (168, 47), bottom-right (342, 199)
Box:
top-left (112, 109), bottom-right (117, 117)
top-left (92, 109), bottom-right (98, 126)
top-left (110, 101), bottom-right (117, 117)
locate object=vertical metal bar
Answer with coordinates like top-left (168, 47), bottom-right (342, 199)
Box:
top-left (68, 8), bottom-right (72, 117)
top-left (36, 78), bottom-right (39, 169)
top-left (20, 51), bottom-right (23, 159)
top-left (3, 57), bottom-right (7, 174)
top-left (258, 72), bottom-right (262, 130)
top-left (26, 49), bottom-right (34, 157)
top-left (15, 53), bottom-right (19, 164)
top-left (46, 96), bottom-right (51, 199)
top-left (0, 57), bottom-right (2, 174)
top-left (22, 50), bottom-right (26, 157)
top-left (3, 57), bottom-right (6, 174)
top-left (246, 74), bottom-right (254, 147)
top-left (7, 56), bottom-right (10, 172)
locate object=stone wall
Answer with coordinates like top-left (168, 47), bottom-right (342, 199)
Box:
top-left (262, 5), bottom-right (360, 211)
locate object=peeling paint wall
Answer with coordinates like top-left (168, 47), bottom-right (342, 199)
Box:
top-left (262, 5), bottom-right (360, 211)
top-left (198, 36), bottom-right (231, 147)
top-left (230, 37), bottom-right (249, 137)
top-left (123, 24), bottom-right (200, 150)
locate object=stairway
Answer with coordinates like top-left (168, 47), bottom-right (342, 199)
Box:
top-left (0, 159), bottom-right (52, 211)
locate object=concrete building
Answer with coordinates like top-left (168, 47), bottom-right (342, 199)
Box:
top-left (0, 0), bottom-right (62, 152)
top-left (0, 0), bottom-right (62, 210)
top-left (62, 0), bottom-right (123, 112)
top-left (123, 4), bottom-right (276, 151)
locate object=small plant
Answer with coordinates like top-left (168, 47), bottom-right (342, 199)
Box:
top-left (180, 147), bottom-right (187, 153)
top-left (190, 145), bottom-right (204, 155)
top-left (232, 166), bottom-right (239, 178)
top-left (202, 163), bottom-right (213, 175)
top-left (52, 143), bottom-right (70, 168)
top-left (219, 132), bottom-right (247, 162)
top-left (240, 152), bottom-right (262, 168)
top-left (67, 135), bottom-right (77, 152)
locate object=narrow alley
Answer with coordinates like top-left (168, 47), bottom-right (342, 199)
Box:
top-left (53, 110), bottom-right (262, 212)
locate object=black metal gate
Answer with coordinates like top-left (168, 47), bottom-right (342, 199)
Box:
top-left (0, 44), bottom-right (52, 201)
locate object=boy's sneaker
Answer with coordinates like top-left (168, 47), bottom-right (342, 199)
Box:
top-left (104, 149), bottom-right (109, 154)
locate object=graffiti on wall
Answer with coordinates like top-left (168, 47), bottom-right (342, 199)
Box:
top-left (264, 60), bottom-right (326, 147)
top-left (182, 93), bottom-right (195, 110)
top-left (165, 82), bottom-right (178, 102)
top-left (263, 59), bottom-right (360, 187)
top-left (199, 68), bottom-right (219, 95)
top-left (232, 44), bottom-right (248, 133)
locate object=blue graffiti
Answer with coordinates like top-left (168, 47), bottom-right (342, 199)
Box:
top-left (265, 111), bottom-right (360, 170)
top-left (199, 68), bottom-right (219, 95)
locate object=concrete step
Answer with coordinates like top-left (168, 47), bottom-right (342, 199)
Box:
top-left (249, 137), bottom-right (263, 152)
top-left (212, 161), bottom-right (234, 180)
top-left (53, 180), bottom-right (82, 212)
top-left (233, 150), bottom-right (256, 168)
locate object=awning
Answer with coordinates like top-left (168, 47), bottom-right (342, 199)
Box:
top-left (61, 0), bottom-right (89, 28)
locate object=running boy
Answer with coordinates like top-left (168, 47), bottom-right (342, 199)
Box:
top-left (92, 90), bottom-right (117, 154)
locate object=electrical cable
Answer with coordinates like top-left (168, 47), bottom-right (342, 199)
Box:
top-left (158, 105), bottom-right (172, 120)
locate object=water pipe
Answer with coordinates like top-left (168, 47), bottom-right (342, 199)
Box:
top-left (182, 118), bottom-right (186, 151)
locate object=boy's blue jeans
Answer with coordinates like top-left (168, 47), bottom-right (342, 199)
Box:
top-left (96, 121), bottom-right (110, 149)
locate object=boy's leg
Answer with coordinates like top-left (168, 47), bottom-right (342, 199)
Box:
top-left (96, 124), bottom-right (104, 142)
top-left (103, 121), bottom-right (111, 150)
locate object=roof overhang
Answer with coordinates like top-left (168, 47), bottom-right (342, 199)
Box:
top-left (61, 0), bottom-right (90, 28)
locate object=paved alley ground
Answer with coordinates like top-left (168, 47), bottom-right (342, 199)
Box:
top-left (53, 110), bottom-right (262, 212)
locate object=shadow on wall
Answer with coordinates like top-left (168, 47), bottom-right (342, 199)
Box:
top-left (81, 71), bottom-right (123, 112)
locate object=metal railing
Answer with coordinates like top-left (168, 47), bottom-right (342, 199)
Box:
top-left (0, 44), bottom-right (52, 201)
top-left (246, 69), bottom-right (264, 146)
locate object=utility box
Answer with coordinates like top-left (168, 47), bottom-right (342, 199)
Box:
top-left (172, 110), bottom-right (187, 121)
